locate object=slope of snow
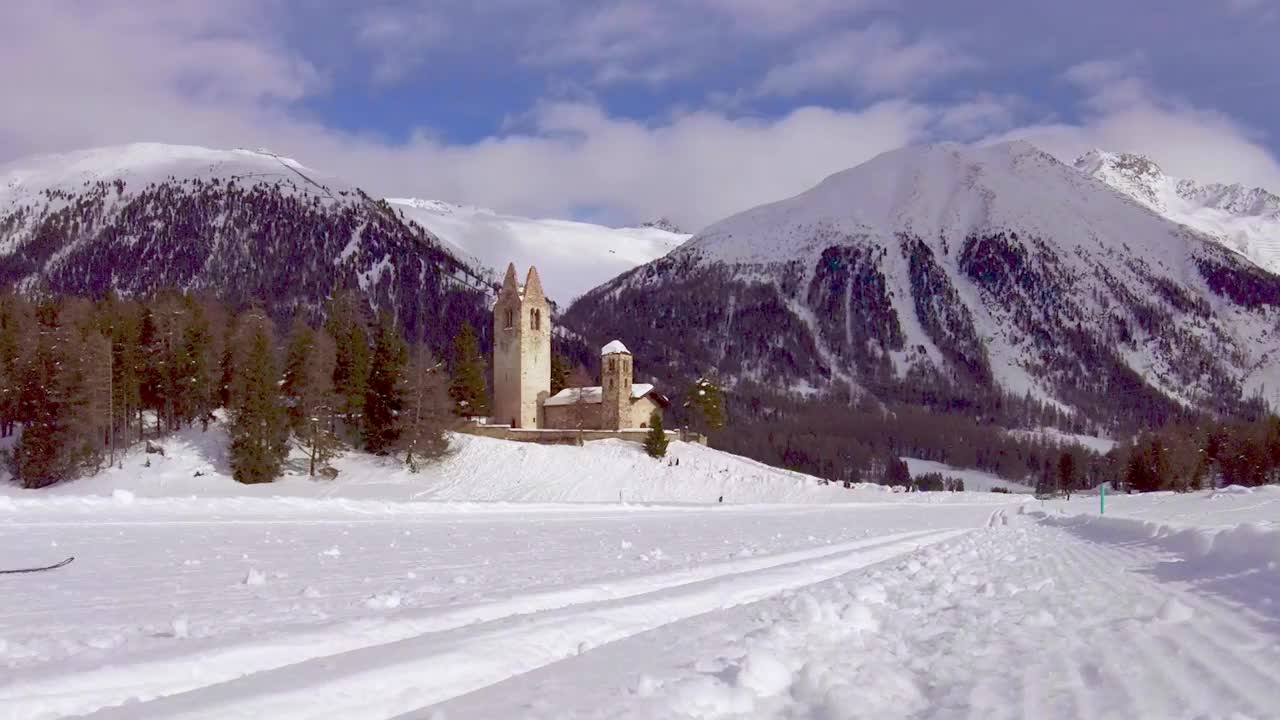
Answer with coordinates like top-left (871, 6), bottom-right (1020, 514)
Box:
top-left (0, 143), bottom-right (343, 207)
top-left (684, 141), bottom-right (1208, 266)
top-left (1075, 149), bottom-right (1280, 275)
top-left (388, 198), bottom-right (688, 303)
top-left (0, 421), bottom-right (959, 506)
top-left (1006, 428), bottom-right (1119, 454)
top-left (639, 140), bottom-right (1280, 410)
top-left (902, 457), bottom-right (1033, 493)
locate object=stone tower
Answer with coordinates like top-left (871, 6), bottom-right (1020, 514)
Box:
top-left (601, 340), bottom-right (633, 431)
top-left (492, 263), bottom-right (551, 428)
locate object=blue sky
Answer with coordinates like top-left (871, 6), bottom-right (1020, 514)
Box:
top-left (2, 1), bottom-right (1278, 228)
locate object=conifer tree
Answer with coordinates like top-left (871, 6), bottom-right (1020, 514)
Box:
top-left (362, 314), bottom-right (407, 455)
top-left (106, 300), bottom-right (142, 450)
top-left (227, 312), bottom-right (288, 484)
top-left (0, 290), bottom-right (34, 439)
top-left (683, 377), bottom-right (725, 435)
top-left (298, 330), bottom-right (342, 477)
top-left (448, 321), bottom-right (488, 418)
top-left (281, 318), bottom-right (315, 428)
top-left (644, 410), bottom-right (668, 459)
top-left (326, 293), bottom-right (369, 431)
top-left (12, 305), bottom-right (86, 487)
top-left (401, 343), bottom-right (452, 470)
top-left (550, 353), bottom-right (569, 396)
top-left (177, 298), bottom-right (215, 429)
top-left (1057, 451), bottom-right (1077, 500)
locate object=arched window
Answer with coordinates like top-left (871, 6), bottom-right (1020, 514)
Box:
top-left (504, 308), bottom-right (514, 329)
top-left (531, 308), bottom-right (541, 330)
top-left (609, 358), bottom-right (616, 372)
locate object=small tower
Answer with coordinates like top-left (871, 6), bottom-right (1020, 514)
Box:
top-left (492, 264), bottom-right (551, 428)
top-left (601, 340), bottom-right (633, 431)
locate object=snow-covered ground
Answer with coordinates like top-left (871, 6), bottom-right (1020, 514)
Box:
top-left (2, 429), bottom-right (1278, 719)
top-left (902, 457), bottom-right (1034, 493)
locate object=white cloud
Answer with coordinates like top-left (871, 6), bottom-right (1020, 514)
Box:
top-left (2, 3), bottom-right (1278, 238)
top-left (990, 62), bottom-right (1280, 191)
top-left (759, 23), bottom-right (977, 97)
top-left (357, 7), bottom-right (448, 85)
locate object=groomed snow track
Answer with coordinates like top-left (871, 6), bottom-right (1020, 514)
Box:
top-left (0, 529), bottom-right (968, 719)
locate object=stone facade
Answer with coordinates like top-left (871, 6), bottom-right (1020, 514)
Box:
top-left (491, 263), bottom-right (550, 428)
top-left (601, 345), bottom-right (632, 430)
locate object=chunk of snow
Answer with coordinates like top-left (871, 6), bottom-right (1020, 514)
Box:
top-left (242, 569), bottom-right (266, 586)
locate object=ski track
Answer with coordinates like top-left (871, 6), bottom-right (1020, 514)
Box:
top-left (421, 510), bottom-right (1280, 720)
top-left (49, 529), bottom-right (968, 720)
top-left (0, 529), bottom-right (961, 720)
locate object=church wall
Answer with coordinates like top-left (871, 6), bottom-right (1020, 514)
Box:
top-left (542, 402), bottom-right (604, 430)
top-left (628, 396), bottom-right (665, 429)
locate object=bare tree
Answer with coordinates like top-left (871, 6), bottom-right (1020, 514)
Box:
top-left (567, 365), bottom-right (594, 446)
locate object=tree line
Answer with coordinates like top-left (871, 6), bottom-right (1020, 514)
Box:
top-left (0, 289), bottom-right (490, 488)
top-left (1118, 416), bottom-right (1280, 492)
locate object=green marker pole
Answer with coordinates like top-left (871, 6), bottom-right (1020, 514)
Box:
top-left (1100, 483), bottom-right (1106, 515)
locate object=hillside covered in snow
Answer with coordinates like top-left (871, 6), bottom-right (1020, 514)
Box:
top-left (568, 141), bottom-right (1280, 427)
top-left (1075, 149), bottom-right (1280, 275)
top-left (388, 198), bottom-right (688, 303)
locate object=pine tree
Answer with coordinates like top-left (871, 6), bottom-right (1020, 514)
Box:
top-left (363, 314), bottom-right (407, 455)
top-left (176, 298), bottom-right (215, 429)
top-left (401, 343), bottom-right (452, 470)
top-left (106, 299), bottom-right (142, 454)
top-left (448, 322), bottom-right (488, 417)
top-left (550, 353), bottom-right (569, 396)
top-left (0, 290), bottom-right (34, 438)
top-left (683, 377), bottom-right (725, 435)
top-left (326, 293), bottom-right (369, 432)
top-left (644, 410), bottom-right (668, 458)
top-left (1057, 451), bottom-right (1077, 500)
top-left (299, 330), bottom-right (342, 477)
top-left (227, 312), bottom-right (288, 484)
top-left (281, 318), bottom-right (315, 429)
top-left (12, 305), bottom-right (86, 487)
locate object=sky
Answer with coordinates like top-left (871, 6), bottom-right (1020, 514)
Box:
top-left (1, 0), bottom-right (1278, 230)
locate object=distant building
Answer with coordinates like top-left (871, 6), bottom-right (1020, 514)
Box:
top-left (491, 263), bottom-right (668, 431)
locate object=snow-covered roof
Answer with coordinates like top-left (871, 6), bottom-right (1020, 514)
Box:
top-left (601, 340), bottom-right (630, 356)
top-left (543, 384), bottom-right (662, 407)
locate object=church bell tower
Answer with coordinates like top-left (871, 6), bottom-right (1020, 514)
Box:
top-left (492, 263), bottom-right (551, 428)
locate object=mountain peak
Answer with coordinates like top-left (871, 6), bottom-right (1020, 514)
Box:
top-left (640, 217), bottom-right (684, 234)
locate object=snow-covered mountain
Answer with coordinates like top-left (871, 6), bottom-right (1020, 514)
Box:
top-left (1074, 149), bottom-right (1280, 275)
top-left (386, 198), bottom-right (688, 303)
top-left (0, 143), bottom-right (498, 350)
top-left (566, 141), bottom-right (1280, 434)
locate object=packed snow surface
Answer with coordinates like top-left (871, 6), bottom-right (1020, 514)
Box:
top-left (389, 198), bottom-right (688, 303)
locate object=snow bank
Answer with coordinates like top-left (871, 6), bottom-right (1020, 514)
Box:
top-left (0, 422), bottom-right (934, 507)
top-left (1036, 511), bottom-right (1280, 575)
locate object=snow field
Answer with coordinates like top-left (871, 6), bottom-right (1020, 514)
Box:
top-left (0, 423), bottom-right (977, 507)
top-left (0, 502), bottom-right (1001, 720)
top-left (435, 511), bottom-right (1280, 719)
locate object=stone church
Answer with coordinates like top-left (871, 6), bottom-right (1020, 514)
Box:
top-left (492, 263), bottom-right (669, 431)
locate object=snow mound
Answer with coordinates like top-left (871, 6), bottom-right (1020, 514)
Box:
top-left (0, 421), bottom-right (1018, 507)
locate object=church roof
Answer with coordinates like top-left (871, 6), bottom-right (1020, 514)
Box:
top-left (543, 383), bottom-right (667, 407)
top-left (601, 340), bottom-right (630, 356)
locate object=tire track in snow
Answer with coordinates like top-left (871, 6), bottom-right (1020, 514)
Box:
top-left (70, 529), bottom-right (970, 720)
top-left (0, 528), bottom-right (955, 720)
